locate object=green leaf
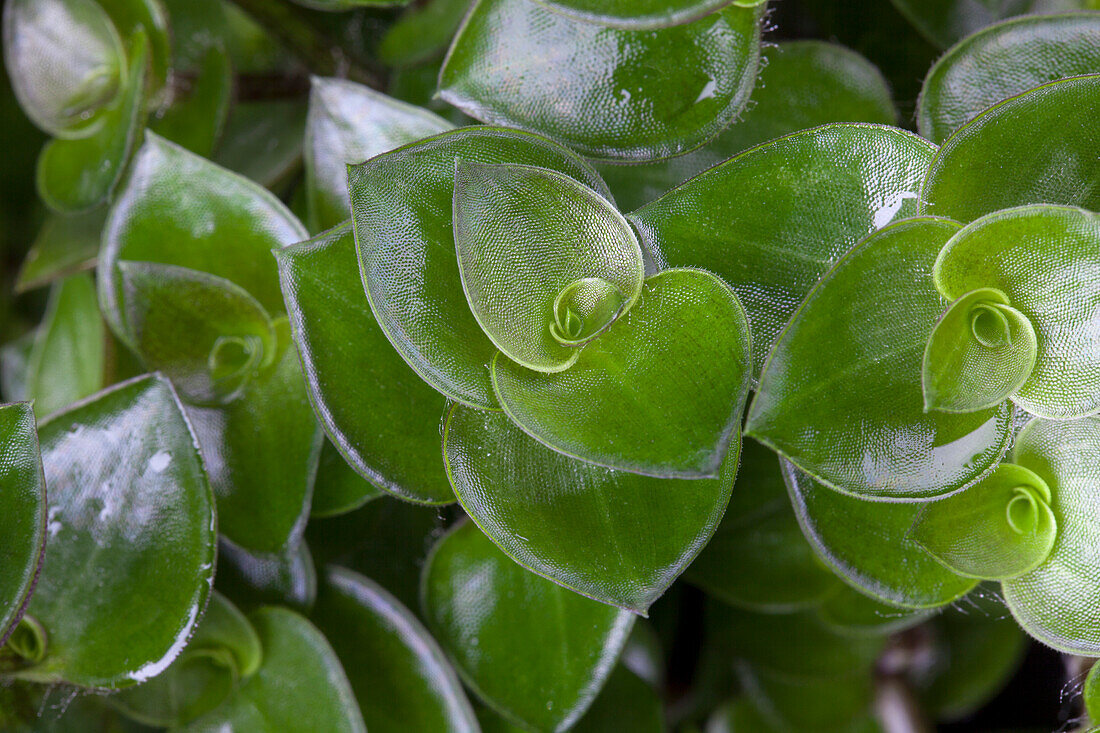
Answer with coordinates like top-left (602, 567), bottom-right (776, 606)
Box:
top-left (310, 440), bottom-right (383, 518)
top-left (572, 665), bottom-right (664, 733)
top-left (784, 460), bottom-right (977, 608)
top-left (922, 287), bottom-right (1037, 413)
top-left (36, 30), bottom-right (148, 214)
top-left (311, 566), bottom-right (479, 732)
top-left (444, 404), bottom-right (737, 613)
top-left (2, 0), bottom-right (124, 137)
top-left (182, 607), bottom-right (366, 733)
top-left (737, 663), bottom-right (875, 732)
top-left (917, 12), bottom-right (1100, 144)
top-left (0, 403), bottom-right (45, 647)
top-left (291, 0), bottom-right (409, 8)
top-left (378, 0), bottom-right (473, 67)
top-left (454, 161), bottom-right (645, 372)
top-left (97, 0), bottom-right (171, 99)
top-left (1086, 658), bottom-right (1100, 724)
top-left (185, 320), bottom-right (321, 553)
top-left (913, 463), bottom-right (1056, 580)
top-left (932, 204), bottom-right (1100, 418)
top-left (533, 0), bottom-right (742, 29)
top-left (348, 126), bottom-right (612, 409)
top-left (101, 131), bottom-right (308, 349)
top-left (598, 41), bottom-right (898, 211)
top-left (922, 74), bottom-right (1100, 222)
top-left (151, 47), bottom-right (232, 157)
top-left (685, 439), bottom-right (839, 612)
top-left (889, 0), bottom-right (1090, 48)
top-left (276, 223), bottom-right (454, 505)
top-left (110, 592), bottom-right (262, 727)
top-left (218, 538), bottom-right (318, 614)
top-left (422, 521), bottom-right (635, 732)
top-left (745, 218), bottom-right (1014, 499)
top-left (439, 0), bottom-right (765, 161)
top-left (20, 374), bottom-right (216, 689)
top-left (305, 77), bottom-right (452, 233)
top-left (630, 124), bottom-right (934, 376)
top-left (213, 99), bottom-right (308, 191)
top-left (25, 273), bottom-right (106, 418)
top-left (816, 584), bottom-right (933, 638)
top-left (493, 268), bottom-right (751, 478)
top-left (1002, 415), bottom-right (1100, 654)
top-left (15, 209), bottom-right (104, 293)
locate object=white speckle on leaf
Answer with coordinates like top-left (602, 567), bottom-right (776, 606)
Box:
top-left (148, 451), bottom-right (171, 473)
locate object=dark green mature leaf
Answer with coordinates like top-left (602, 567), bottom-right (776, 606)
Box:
top-left (494, 269), bottom-right (751, 478)
top-left (111, 592), bottom-right (262, 727)
top-left (310, 440), bottom-right (382, 518)
top-left (922, 74), bottom-right (1100, 222)
top-left (1086, 659), bottom-right (1100, 724)
top-left (737, 663), bottom-right (875, 732)
top-left (686, 440), bottom-right (838, 612)
top-left (783, 460), bottom-right (977, 608)
top-left (276, 223), bottom-right (453, 505)
top-left (19, 375), bottom-right (216, 689)
top-left (305, 77), bottom-right (452, 233)
top-left (151, 47), bottom-right (232, 157)
top-left (746, 218), bottom-right (1014, 499)
top-left (36, 30), bottom-right (148, 213)
top-left (349, 126), bottom-right (611, 409)
top-left (933, 205), bottom-right (1100, 418)
top-left (182, 607), bottom-right (366, 732)
top-left (218, 538), bottom-right (318, 614)
top-left (439, 0), bottom-right (765, 161)
top-left (214, 99), bottom-right (308, 191)
top-left (378, 0), bottom-right (472, 67)
top-left (185, 320), bottom-right (321, 553)
top-left (572, 665), bottom-right (663, 733)
top-left (889, 0), bottom-right (1090, 48)
top-left (15, 209), bottom-right (104, 293)
top-left (422, 522), bottom-right (635, 732)
top-left (25, 273), bottom-right (105, 418)
top-left (291, 0), bottom-right (408, 8)
top-left (630, 125), bottom-right (934, 376)
top-left (454, 161), bottom-right (645, 372)
top-left (100, 131), bottom-right (308, 348)
top-left (1002, 416), bottom-right (1100, 654)
top-left (922, 288), bottom-right (1037, 413)
top-left (444, 405), bottom-right (737, 612)
top-left (98, 0), bottom-right (171, 97)
top-left (0, 403), bottom-right (45, 647)
top-left (918, 12), bottom-right (1100, 144)
top-left (2, 0), bottom-right (124, 137)
top-left (599, 41), bottom-right (898, 211)
top-left (534, 0), bottom-right (745, 29)
top-left (816, 585), bottom-right (933, 637)
top-left (312, 566), bottom-right (478, 732)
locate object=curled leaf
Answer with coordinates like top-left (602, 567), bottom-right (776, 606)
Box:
top-left (922, 287), bottom-right (1037, 413)
top-left (454, 161), bottom-right (644, 372)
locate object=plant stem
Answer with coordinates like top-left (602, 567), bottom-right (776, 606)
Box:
top-left (874, 676), bottom-right (932, 733)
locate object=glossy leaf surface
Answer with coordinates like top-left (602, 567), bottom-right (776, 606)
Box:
top-left (276, 223), bottom-right (454, 505)
top-left (933, 205), bottom-right (1100, 418)
top-left (783, 460), bottom-right (976, 608)
top-left (422, 522), bottom-right (634, 732)
top-left (918, 12), bottom-right (1100, 144)
top-left (630, 125), bottom-right (934, 375)
top-left (349, 126), bottom-right (611, 408)
top-left (305, 77), bottom-right (452, 233)
top-left (746, 218), bottom-right (1013, 499)
top-left (599, 41), bottom-right (897, 211)
top-left (312, 566), bottom-right (478, 732)
top-left (454, 161), bottom-right (644, 372)
top-left (889, 0), bottom-right (1090, 48)
top-left (1003, 416), bottom-right (1100, 654)
top-left (439, 0), bottom-right (764, 161)
top-left (494, 269), bottom-right (751, 478)
top-left (0, 403), bottom-right (45, 646)
top-left (922, 74), bottom-right (1100, 222)
top-left (444, 405), bottom-right (737, 612)
top-left (534, 0), bottom-right (743, 29)
top-left (922, 288), bottom-right (1037, 413)
top-left (378, 0), bottom-right (472, 67)
top-left (22, 375), bottom-right (216, 688)
top-left (183, 607), bottom-right (366, 732)
top-left (16, 209), bottom-right (103, 293)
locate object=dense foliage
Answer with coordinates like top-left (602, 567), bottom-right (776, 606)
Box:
top-left (0, 0), bottom-right (1099, 731)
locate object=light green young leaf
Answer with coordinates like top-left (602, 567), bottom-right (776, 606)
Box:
top-left (439, 0), bottom-right (765, 161)
top-left (1003, 415), bottom-right (1100, 654)
top-left (913, 463), bottom-right (1056, 580)
top-left (305, 77), bottom-right (452, 233)
top-left (0, 403), bottom-right (45, 648)
top-left (454, 161), bottom-right (644, 372)
top-left (1086, 658), bottom-right (1100, 725)
top-left (922, 287), bottom-right (1037, 413)
top-left (918, 12), bottom-right (1100, 144)
top-left (746, 218), bottom-right (1014, 500)
top-left (444, 404), bottom-right (738, 613)
top-left (15, 209), bottom-right (104, 293)
top-left (493, 269), bottom-right (751, 478)
top-left (933, 204), bottom-right (1100, 418)
top-left (20, 375), bottom-right (216, 689)
top-left (349, 126), bottom-right (612, 409)
top-left (922, 74), bottom-right (1100, 222)
top-left (533, 0), bottom-right (741, 29)
top-left (422, 522), bottom-right (635, 732)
